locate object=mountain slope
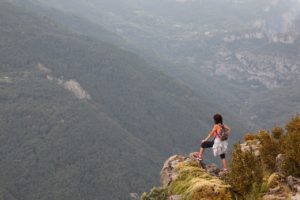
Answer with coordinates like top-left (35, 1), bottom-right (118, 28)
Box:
top-left (0, 1), bottom-right (248, 199)
top-left (30, 0), bottom-right (300, 129)
top-left (0, 69), bottom-right (162, 200)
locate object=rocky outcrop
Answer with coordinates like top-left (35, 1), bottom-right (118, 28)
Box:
top-left (253, 151), bottom-right (300, 200)
top-left (240, 140), bottom-right (261, 156)
top-left (287, 176), bottom-right (300, 200)
top-left (63, 80), bottom-right (91, 100)
top-left (262, 174), bottom-right (300, 200)
top-left (160, 155), bottom-right (186, 187)
top-left (159, 153), bottom-right (231, 200)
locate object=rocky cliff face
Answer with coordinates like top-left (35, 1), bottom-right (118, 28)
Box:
top-left (213, 47), bottom-right (300, 89)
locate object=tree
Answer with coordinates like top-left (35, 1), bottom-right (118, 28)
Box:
top-left (282, 115), bottom-right (300, 176)
top-left (227, 144), bottom-right (263, 196)
top-left (259, 130), bottom-right (281, 171)
top-left (271, 126), bottom-right (284, 140)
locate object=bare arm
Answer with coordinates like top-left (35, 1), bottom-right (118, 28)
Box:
top-left (202, 126), bottom-right (216, 142)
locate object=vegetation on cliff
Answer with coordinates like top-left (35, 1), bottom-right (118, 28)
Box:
top-left (225, 115), bottom-right (300, 199)
top-left (141, 161), bottom-right (231, 200)
top-left (169, 162), bottom-right (231, 200)
top-left (142, 115), bottom-right (300, 200)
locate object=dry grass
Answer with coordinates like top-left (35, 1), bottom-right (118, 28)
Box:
top-left (169, 162), bottom-right (232, 200)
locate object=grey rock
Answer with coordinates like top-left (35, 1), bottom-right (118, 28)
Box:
top-left (296, 185), bottom-right (300, 193)
top-left (275, 154), bottom-right (285, 174)
top-left (240, 141), bottom-right (260, 156)
top-left (263, 194), bottom-right (287, 200)
top-left (291, 193), bottom-right (300, 200)
top-left (160, 155), bottom-right (185, 187)
top-left (129, 193), bottom-right (139, 200)
top-left (287, 176), bottom-right (295, 187)
top-left (287, 176), bottom-right (300, 188)
top-left (206, 163), bottom-right (220, 175)
top-left (168, 195), bottom-right (181, 200)
top-left (269, 186), bottom-right (281, 194)
top-left (187, 152), bottom-right (206, 168)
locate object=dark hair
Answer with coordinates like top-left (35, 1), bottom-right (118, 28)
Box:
top-left (213, 113), bottom-right (223, 125)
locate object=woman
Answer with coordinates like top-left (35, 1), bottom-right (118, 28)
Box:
top-left (195, 113), bottom-right (231, 171)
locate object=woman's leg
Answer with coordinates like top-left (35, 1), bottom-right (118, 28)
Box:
top-left (220, 154), bottom-right (228, 170)
top-left (199, 141), bottom-right (214, 159)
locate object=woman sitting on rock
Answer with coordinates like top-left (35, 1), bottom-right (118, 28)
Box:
top-left (194, 113), bottom-right (231, 171)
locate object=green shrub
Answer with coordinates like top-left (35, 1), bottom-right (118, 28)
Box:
top-left (227, 144), bottom-right (263, 196)
top-left (257, 129), bottom-right (269, 141)
top-left (140, 187), bottom-right (168, 200)
top-left (282, 115), bottom-right (300, 176)
top-left (259, 132), bottom-right (281, 171)
top-left (271, 126), bottom-right (284, 140)
top-left (285, 115), bottom-right (300, 133)
top-left (244, 133), bottom-right (257, 141)
top-left (245, 182), bottom-right (265, 200)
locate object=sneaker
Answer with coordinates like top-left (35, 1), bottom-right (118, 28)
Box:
top-left (221, 168), bottom-right (228, 173)
top-left (193, 152), bottom-right (203, 161)
top-left (197, 157), bottom-right (203, 161)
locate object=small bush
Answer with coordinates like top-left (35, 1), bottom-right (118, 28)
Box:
top-left (244, 133), bottom-right (257, 141)
top-left (257, 129), bottom-right (269, 141)
top-left (267, 173), bottom-right (280, 188)
top-left (259, 132), bottom-right (281, 171)
top-left (227, 144), bottom-right (263, 196)
top-left (282, 116), bottom-right (300, 176)
top-left (285, 115), bottom-right (300, 133)
top-left (140, 187), bottom-right (168, 200)
top-left (271, 126), bottom-right (284, 140)
top-left (245, 182), bottom-right (265, 200)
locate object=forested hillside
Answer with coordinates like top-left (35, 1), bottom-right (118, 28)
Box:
top-left (0, 1), bottom-right (247, 199)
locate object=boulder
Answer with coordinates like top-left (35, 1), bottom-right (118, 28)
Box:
top-left (287, 176), bottom-right (300, 188)
top-left (291, 193), bottom-right (300, 200)
top-left (287, 176), bottom-right (300, 200)
top-left (240, 140), bottom-right (260, 156)
top-left (269, 186), bottom-right (281, 194)
top-left (159, 154), bottom-right (231, 200)
top-left (129, 193), bottom-right (139, 200)
top-left (188, 152), bottom-right (206, 169)
top-left (296, 185), bottom-right (300, 193)
top-left (275, 154), bottom-right (285, 174)
top-left (206, 163), bottom-right (220, 176)
top-left (160, 155), bottom-right (185, 187)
